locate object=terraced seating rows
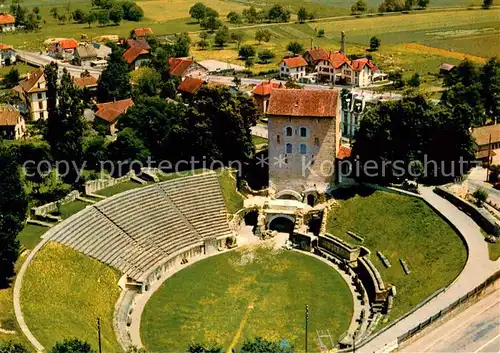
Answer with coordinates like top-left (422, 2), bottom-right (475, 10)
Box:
top-left (49, 172), bottom-right (234, 282)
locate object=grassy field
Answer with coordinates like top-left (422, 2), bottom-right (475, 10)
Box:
top-left (251, 135), bottom-right (268, 147)
top-left (141, 245), bottom-right (352, 352)
top-left (96, 180), bottom-right (144, 197)
top-left (326, 188), bottom-right (467, 322)
top-left (56, 200), bottom-right (90, 219)
top-left (480, 229), bottom-right (500, 261)
top-left (21, 242), bottom-right (121, 352)
top-left (217, 169), bottom-right (244, 214)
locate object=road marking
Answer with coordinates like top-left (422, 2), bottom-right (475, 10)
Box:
top-left (419, 299), bottom-right (500, 352)
top-left (472, 333), bottom-right (500, 353)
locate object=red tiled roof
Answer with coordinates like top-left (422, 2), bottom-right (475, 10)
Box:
top-left (267, 89), bottom-right (338, 118)
top-left (351, 58), bottom-right (377, 72)
top-left (327, 51), bottom-right (350, 69)
top-left (168, 57), bottom-right (193, 77)
top-left (177, 77), bottom-right (204, 94)
top-left (58, 39), bottom-right (78, 50)
top-left (337, 145), bottom-right (352, 160)
top-left (73, 76), bottom-right (98, 89)
top-left (282, 56), bottom-right (308, 69)
top-left (0, 110), bottom-right (20, 126)
top-left (122, 46), bottom-right (149, 64)
top-left (127, 39), bottom-right (150, 51)
top-left (19, 69), bottom-right (45, 93)
top-left (133, 28), bottom-right (153, 37)
top-left (305, 48), bottom-right (329, 62)
top-left (95, 98), bottom-right (134, 123)
top-left (0, 13), bottom-right (15, 25)
top-left (472, 124), bottom-right (500, 146)
top-left (0, 43), bottom-right (13, 50)
top-left (477, 149), bottom-right (497, 159)
top-left (252, 81), bottom-right (282, 96)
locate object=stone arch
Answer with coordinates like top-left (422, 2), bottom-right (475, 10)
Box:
top-left (306, 194), bottom-right (316, 207)
top-left (267, 214), bottom-right (295, 234)
top-left (274, 189), bottom-right (302, 201)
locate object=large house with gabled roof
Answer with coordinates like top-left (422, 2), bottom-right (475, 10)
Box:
top-left (279, 56), bottom-right (308, 80)
top-left (14, 69), bottom-right (48, 121)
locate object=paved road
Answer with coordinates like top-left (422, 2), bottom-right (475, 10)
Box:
top-left (17, 50), bottom-right (103, 77)
top-left (467, 167), bottom-right (500, 206)
top-left (358, 187), bottom-right (499, 353)
top-left (401, 283), bottom-right (500, 353)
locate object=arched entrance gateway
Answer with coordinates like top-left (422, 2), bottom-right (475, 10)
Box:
top-left (268, 214), bottom-right (295, 234)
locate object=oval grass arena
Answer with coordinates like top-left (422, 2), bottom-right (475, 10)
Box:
top-left (141, 246), bottom-right (353, 352)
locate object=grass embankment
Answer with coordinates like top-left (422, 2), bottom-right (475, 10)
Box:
top-left (480, 229), bottom-right (500, 261)
top-left (326, 189), bottom-right (467, 322)
top-left (142, 246), bottom-right (352, 352)
top-left (96, 180), bottom-right (144, 197)
top-left (251, 135), bottom-right (268, 148)
top-left (217, 169), bottom-right (244, 214)
top-left (21, 242), bottom-right (121, 352)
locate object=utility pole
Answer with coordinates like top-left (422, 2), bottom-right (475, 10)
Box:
top-left (305, 304), bottom-right (309, 353)
top-left (97, 317), bottom-right (102, 353)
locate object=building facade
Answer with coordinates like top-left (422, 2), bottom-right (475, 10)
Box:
top-left (15, 69), bottom-right (48, 121)
top-left (0, 109), bottom-right (25, 140)
top-left (472, 124), bottom-right (500, 165)
top-left (0, 13), bottom-right (15, 32)
top-left (267, 89), bottom-right (342, 192)
top-left (279, 57), bottom-right (307, 80)
top-left (0, 43), bottom-right (16, 66)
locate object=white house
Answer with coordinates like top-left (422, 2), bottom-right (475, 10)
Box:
top-left (0, 109), bottom-right (25, 140)
top-left (14, 69), bottom-right (48, 121)
top-left (0, 13), bottom-right (15, 32)
top-left (0, 43), bottom-right (16, 66)
top-left (279, 57), bottom-right (308, 80)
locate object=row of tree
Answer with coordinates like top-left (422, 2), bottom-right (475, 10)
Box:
top-left (351, 0), bottom-right (430, 14)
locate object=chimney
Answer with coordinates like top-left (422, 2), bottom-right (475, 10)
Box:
top-left (340, 31), bottom-right (346, 54)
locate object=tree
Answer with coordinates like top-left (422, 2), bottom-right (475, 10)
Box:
top-left (407, 72), bottom-right (421, 87)
top-left (84, 11), bottom-right (96, 27)
top-left (32, 6), bottom-right (40, 14)
top-left (472, 188), bottom-right (488, 206)
top-left (214, 26), bottom-right (229, 48)
top-left (134, 67), bottom-right (162, 97)
top-left (189, 2), bottom-right (207, 22)
top-left (230, 32), bottom-right (244, 49)
top-left (50, 7), bottom-right (58, 19)
top-left (72, 8), bottom-right (85, 22)
top-left (0, 145), bottom-right (28, 286)
top-left (197, 39), bottom-right (209, 50)
top-left (258, 49), bottom-right (275, 63)
top-left (404, 0), bottom-right (414, 10)
top-left (57, 13), bottom-right (66, 24)
top-left (417, 0), bottom-right (430, 8)
top-left (238, 44), bottom-right (255, 60)
top-left (351, 0), bottom-right (368, 13)
top-left (2, 68), bottom-right (19, 88)
top-left (109, 4), bottom-right (124, 25)
top-left (243, 6), bottom-right (258, 23)
top-left (97, 11), bottom-right (109, 26)
top-left (203, 14), bottom-right (221, 31)
top-left (0, 341), bottom-right (29, 353)
top-left (97, 50), bottom-right (132, 102)
top-left (109, 127), bottom-right (150, 166)
top-left (233, 76), bottom-right (241, 88)
top-left (482, 0), bottom-right (494, 9)
top-left (25, 12), bottom-right (41, 30)
top-left (297, 7), bottom-right (308, 23)
top-left (125, 3), bottom-right (144, 21)
top-left (379, 0), bottom-right (406, 12)
top-left (369, 36), bottom-right (381, 51)
top-left (187, 343), bottom-right (222, 353)
top-left (245, 57), bottom-right (254, 68)
top-left (317, 28), bottom-right (325, 37)
top-left (227, 11), bottom-right (242, 24)
top-left (241, 337), bottom-right (293, 353)
top-left (389, 70), bottom-right (405, 88)
top-left (286, 41), bottom-right (304, 55)
top-left (255, 29), bottom-right (271, 44)
top-left (50, 339), bottom-right (95, 353)
top-left (268, 4), bottom-right (290, 22)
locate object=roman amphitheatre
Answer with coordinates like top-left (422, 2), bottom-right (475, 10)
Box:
top-left (11, 167), bottom-right (476, 352)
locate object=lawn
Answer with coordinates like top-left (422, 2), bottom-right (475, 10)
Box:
top-left (141, 245), bottom-right (353, 352)
top-left (0, 63), bottom-right (38, 78)
top-left (480, 229), bottom-right (500, 261)
top-left (326, 188), bottom-right (467, 322)
top-left (217, 169), bottom-right (244, 214)
top-left (21, 242), bottom-right (121, 352)
top-left (56, 200), bottom-right (90, 219)
top-left (18, 224), bottom-right (47, 250)
top-left (252, 135), bottom-right (268, 147)
top-left (156, 168), bottom-right (205, 181)
top-left (96, 180), bottom-right (144, 197)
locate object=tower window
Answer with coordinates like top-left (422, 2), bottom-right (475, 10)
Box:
top-left (300, 127), bottom-right (307, 137)
top-left (277, 135), bottom-right (281, 144)
top-left (300, 143), bottom-right (307, 154)
top-left (286, 143), bottom-right (293, 153)
top-left (285, 126), bottom-right (293, 137)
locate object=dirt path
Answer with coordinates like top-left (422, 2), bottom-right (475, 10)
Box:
top-left (227, 303), bottom-right (254, 353)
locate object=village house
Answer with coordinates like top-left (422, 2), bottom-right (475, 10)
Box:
top-left (122, 46), bottom-right (151, 70)
top-left (94, 43), bottom-right (112, 60)
top-left (50, 39), bottom-right (79, 60)
top-left (168, 57), bottom-right (208, 79)
top-left (440, 63), bottom-right (457, 76)
top-left (303, 48), bottom-right (329, 68)
top-left (131, 27), bottom-right (153, 39)
top-left (73, 75), bottom-right (98, 91)
top-left (252, 80), bottom-right (283, 113)
top-left (0, 43), bottom-right (16, 66)
top-left (94, 98), bottom-right (134, 136)
top-left (177, 77), bottom-right (205, 95)
top-left (472, 124), bottom-right (500, 165)
top-left (266, 89), bottom-right (342, 193)
top-left (127, 39), bottom-right (150, 51)
top-left (73, 44), bottom-right (98, 66)
top-left (14, 69), bottom-right (48, 121)
top-left (0, 13), bottom-right (15, 32)
top-left (0, 109), bottom-right (25, 140)
top-left (279, 57), bottom-right (308, 80)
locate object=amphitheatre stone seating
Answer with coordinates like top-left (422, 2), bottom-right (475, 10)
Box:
top-left (49, 172), bottom-right (233, 283)
top-left (159, 172), bottom-right (233, 239)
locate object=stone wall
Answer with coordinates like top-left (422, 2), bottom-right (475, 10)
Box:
top-left (84, 172), bottom-right (134, 195)
top-left (435, 186), bottom-right (500, 236)
top-left (318, 233), bottom-right (361, 263)
top-left (31, 190), bottom-right (80, 217)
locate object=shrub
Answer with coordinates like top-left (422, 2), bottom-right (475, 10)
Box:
top-left (258, 49), bottom-right (275, 63)
top-left (239, 45), bottom-right (256, 59)
top-left (472, 188), bottom-right (488, 206)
